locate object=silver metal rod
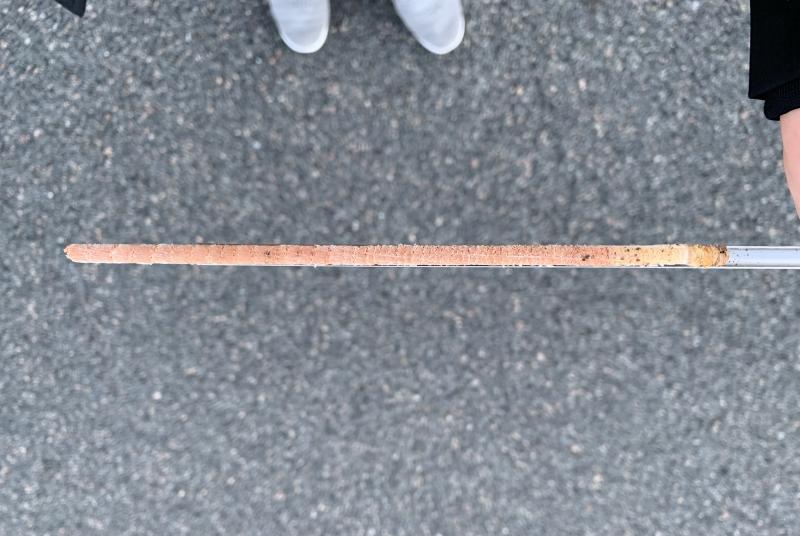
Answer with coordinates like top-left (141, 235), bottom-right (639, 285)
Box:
top-left (725, 247), bottom-right (800, 269)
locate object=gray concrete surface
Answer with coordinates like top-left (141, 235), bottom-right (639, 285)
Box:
top-left (2, 0), bottom-right (800, 534)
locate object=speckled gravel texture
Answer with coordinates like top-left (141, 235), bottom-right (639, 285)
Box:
top-left (2, 0), bottom-right (800, 534)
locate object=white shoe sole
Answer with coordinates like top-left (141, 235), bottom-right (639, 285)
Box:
top-left (278, 24), bottom-right (328, 54)
top-left (273, 3), bottom-right (330, 54)
top-left (409, 11), bottom-right (465, 55)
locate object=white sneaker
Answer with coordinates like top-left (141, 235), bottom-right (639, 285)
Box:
top-left (270, 0), bottom-right (330, 54)
top-left (393, 0), bottom-right (465, 55)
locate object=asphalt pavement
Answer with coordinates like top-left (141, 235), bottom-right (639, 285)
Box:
top-left (2, 0), bottom-right (800, 534)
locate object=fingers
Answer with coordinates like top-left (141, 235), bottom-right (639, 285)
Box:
top-left (780, 109), bottom-right (800, 217)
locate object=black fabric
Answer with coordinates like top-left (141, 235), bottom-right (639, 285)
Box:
top-left (764, 78), bottom-right (800, 120)
top-left (749, 1), bottom-right (800, 119)
top-left (54, 0), bottom-right (86, 16)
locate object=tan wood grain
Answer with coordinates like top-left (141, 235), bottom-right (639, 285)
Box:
top-left (65, 244), bottom-right (729, 268)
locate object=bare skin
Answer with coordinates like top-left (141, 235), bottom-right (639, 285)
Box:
top-left (781, 108), bottom-right (800, 217)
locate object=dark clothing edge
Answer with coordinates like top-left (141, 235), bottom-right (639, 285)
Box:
top-left (749, 1), bottom-right (800, 119)
top-left (763, 78), bottom-right (800, 121)
top-left (54, 0), bottom-right (86, 16)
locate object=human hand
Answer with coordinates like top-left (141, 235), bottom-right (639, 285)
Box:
top-left (780, 108), bottom-right (800, 217)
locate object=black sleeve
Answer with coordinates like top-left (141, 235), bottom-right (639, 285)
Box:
top-left (749, 1), bottom-right (800, 120)
top-left (54, 0), bottom-right (86, 16)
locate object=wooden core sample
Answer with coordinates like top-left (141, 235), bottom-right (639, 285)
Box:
top-left (65, 244), bottom-right (730, 268)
